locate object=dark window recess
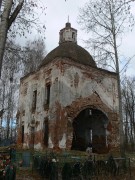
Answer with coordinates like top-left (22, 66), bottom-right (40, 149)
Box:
top-left (46, 84), bottom-right (50, 105)
top-left (23, 110), bottom-right (25, 116)
top-left (30, 127), bottom-right (35, 149)
top-left (32, 90), bottom-right (37, 112)
top-left (72, 32), bottom-right (75, 39)
top-left (44, 118), bottom-right (49, 147)
top-left (22, 125), bottom-right (24, 143)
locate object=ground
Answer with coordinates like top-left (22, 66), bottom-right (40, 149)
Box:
top-left (16, 168), bottom-right (42, 180)
top-left (13, 152), bottom-right (135, 179)
top-left (16, 167), bottom-right (135, 180)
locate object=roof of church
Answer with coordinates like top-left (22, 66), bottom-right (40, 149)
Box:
top-left (41, 42), bottom-right (97, 67)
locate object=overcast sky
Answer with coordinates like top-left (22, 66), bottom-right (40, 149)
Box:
top-left (35, 0), bottom-right (135, 76)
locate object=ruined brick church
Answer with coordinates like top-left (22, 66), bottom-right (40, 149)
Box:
top-left (17, 22), bottom-right (120, 153)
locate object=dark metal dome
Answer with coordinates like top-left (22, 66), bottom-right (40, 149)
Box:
top-left (41, 42), bottom-right (97, 67)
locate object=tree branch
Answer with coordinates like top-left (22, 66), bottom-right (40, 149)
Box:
top-left (120, 55), bottom-right (135, 73)
top-left (8, 0), bottom-right (24, 30)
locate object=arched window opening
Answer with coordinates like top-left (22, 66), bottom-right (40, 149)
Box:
top-left (46, 84), bottom-right (50, 105)
top-left (32, 90), bottom-right (37, 112)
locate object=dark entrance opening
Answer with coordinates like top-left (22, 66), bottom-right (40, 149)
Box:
top-left (71, 108), bottom-right (109, 153)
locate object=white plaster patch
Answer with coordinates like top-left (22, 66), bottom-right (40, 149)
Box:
top-left (34, 143), bottom-right (42, 150)
top-left (48, 136), bottom-right (54, 148)
top-left (23, 143), bottom-right (29, 149)
top-left (106, 130), bottom-right (110, 135)
top-left (59, 133), bottom-right (66, 149)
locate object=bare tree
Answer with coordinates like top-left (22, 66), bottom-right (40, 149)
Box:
top-left (78, 0), bottom-right (135, 70)
top-left (22, 37), bottom-right (46, 75)
top-left (0, 39), bottom-right (22, 140)
top-left (78, 0), bottom-right (135, 155)
top-left (0, 0), bottom-right (46, 77)
top-left (0, 37), bottom-right (46, 140)
top-left (0, 0), bottom-right (2, 10)
top-left (122, 77), bottom-right (135, 151)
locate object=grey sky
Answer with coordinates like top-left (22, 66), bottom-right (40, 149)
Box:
top-left (44, 0), bottom-right (86, 51)
top-left (21, 0), bottom-right (135, 76)
top-left (43, 0), bottom-right (135, 76)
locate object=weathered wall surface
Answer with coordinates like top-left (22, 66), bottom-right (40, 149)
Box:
top-left (17, 58), bottom-right (120, 152)
top-left (17, 59), bottom-right (61, 149)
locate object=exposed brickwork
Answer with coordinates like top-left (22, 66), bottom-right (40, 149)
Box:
top-left (34, 130), bottom-right (42, 145)
top-left (64, 92), bottom-right (120, 152)
top-left (74, 72), bottom-right (79, 88)
top-left (17, 127), bottom-right (22, 146)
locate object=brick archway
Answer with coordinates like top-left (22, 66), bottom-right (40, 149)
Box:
top-left (65, 92), bottom-right (120, 153)
top-left (71, 108), bottom-right (109, 153)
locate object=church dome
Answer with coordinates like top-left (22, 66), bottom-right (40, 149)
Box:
top-left (41, 22), bottom-right (96, 67)
top-left (41, 42), bottom-right (97, 67)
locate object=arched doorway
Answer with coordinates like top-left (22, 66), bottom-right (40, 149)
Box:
top-left (71, 108), bottom-right (109, 153)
